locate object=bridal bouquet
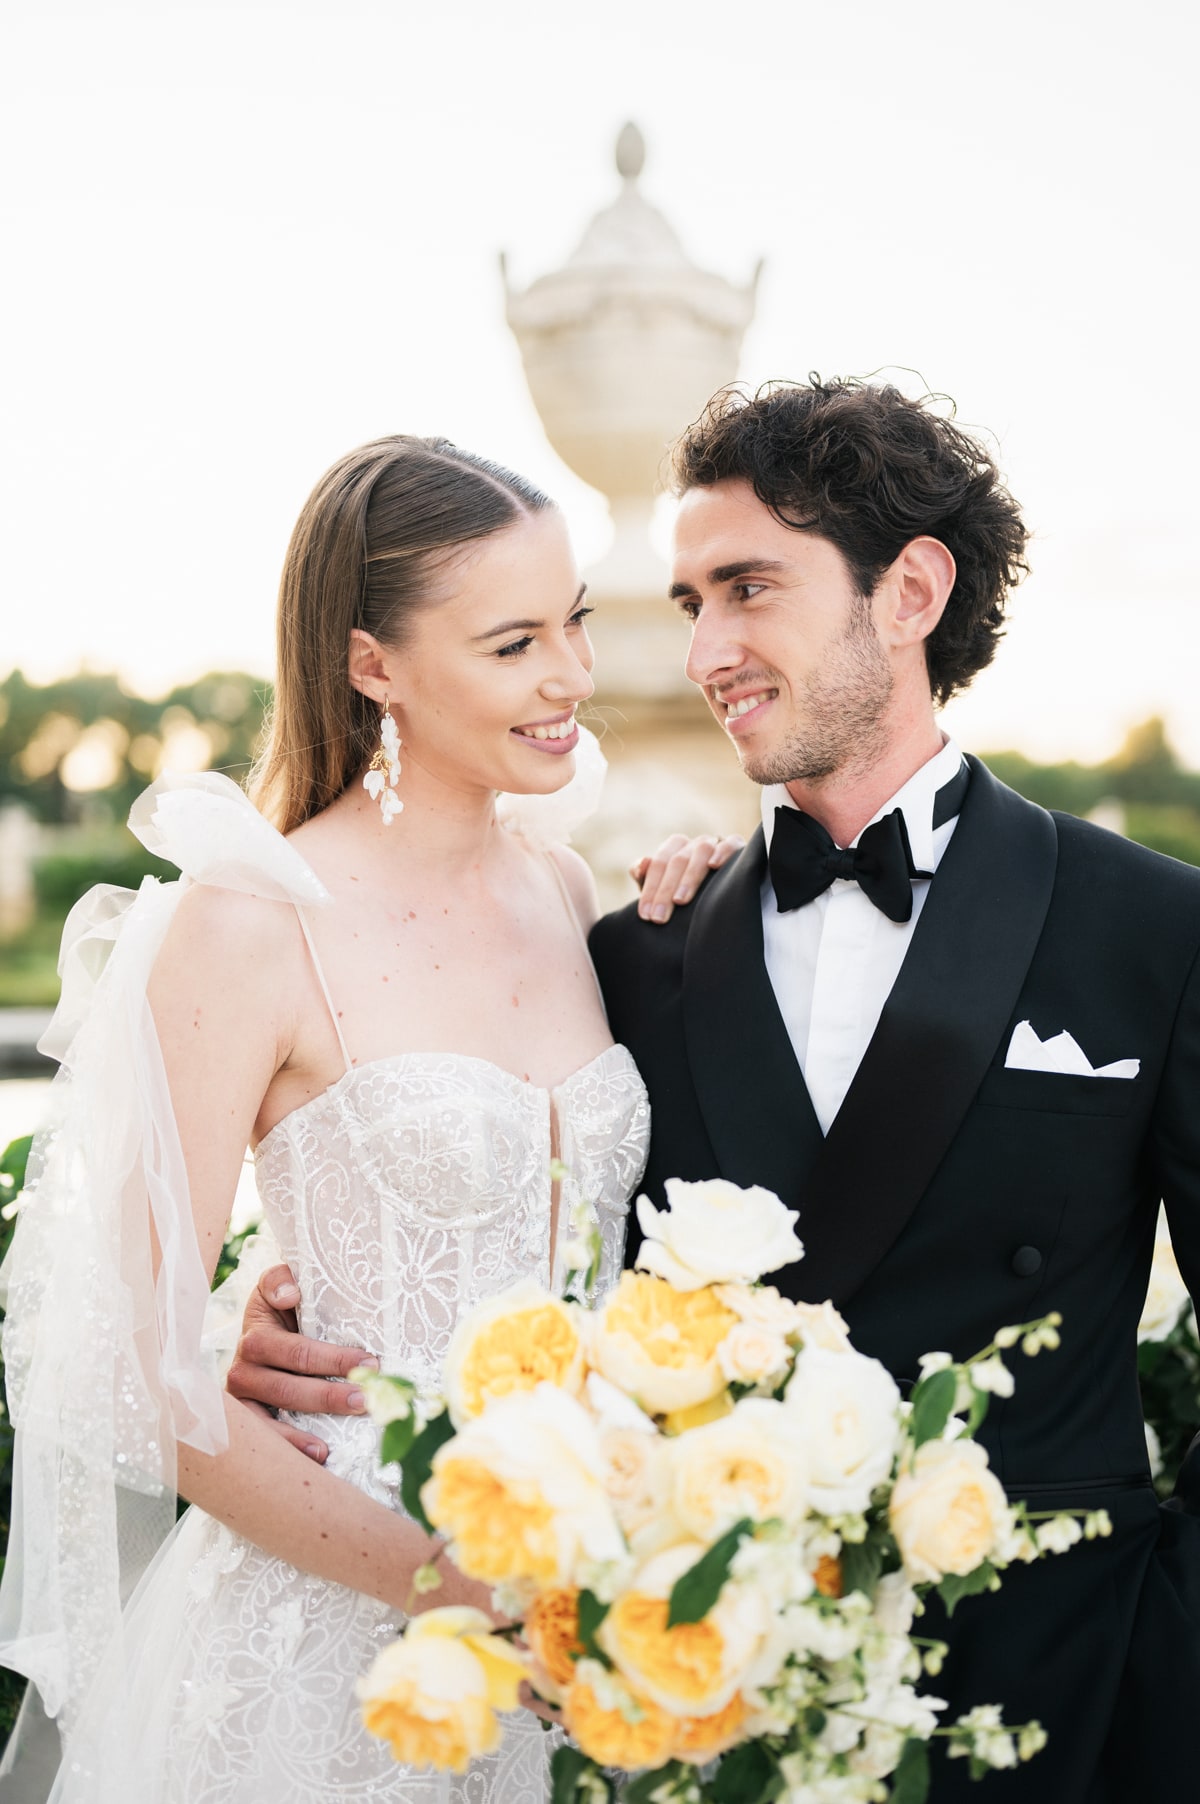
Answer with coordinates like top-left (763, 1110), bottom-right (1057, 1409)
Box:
top-left (352, 1179), bottom-right (1106, 1803)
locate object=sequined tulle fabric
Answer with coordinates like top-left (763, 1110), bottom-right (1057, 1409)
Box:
top-left (53, 1046), bottom-right (648, 1803)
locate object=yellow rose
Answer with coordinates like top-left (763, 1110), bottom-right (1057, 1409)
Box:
top-left (445, 1279), bottom-right (585, 1425)
top-left (670, 1690), bottom-right (749, 1762)
top-left (357, 1607), bottom-right (526, 1773)
top-left (562, 1663), bottom-right (677, 1770)
top-left (669, 1398), bottom-right (807, 1541)
top-left (599, 1543), bottom-right (773, 1718)
top-left (890, 1439), bottom-right (1010, 1583)
top-left (423, 1385), bottom-right (627, 1589)
top-left (591, 1272), bottom-right (738, 1415)
top-left (524, 1587), bottom-right (584, 1697)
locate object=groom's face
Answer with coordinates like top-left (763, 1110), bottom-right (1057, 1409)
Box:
top-left (670, 479), bottom-right (895, 787)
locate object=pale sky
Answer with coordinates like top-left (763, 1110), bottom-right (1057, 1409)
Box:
top-left (3, 0), bottom-right (1197, 763)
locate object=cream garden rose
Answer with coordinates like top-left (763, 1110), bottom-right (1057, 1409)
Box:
top-left (717, 1321), bottom-right (792, 1390)
top-left (423, 1384), bottom-right (627, 1589)
top-left (669, 1398), bottom-right (808, 1540)
top-left (635, 1178), bottom-right (804, 1292)
top-left (889, 1439), bottom-right (1010, 1583)
top-left (443, 1278), bottom-right (585, 1426)
top-left (600, 1541), bottom-right (777, 1718)
top-left (591, 1271), bottom-right (738, 1414)
top-left (784, 1345), bottom-right (901, 1515)
top-left (357, 1607), bottom-right (526, 1773)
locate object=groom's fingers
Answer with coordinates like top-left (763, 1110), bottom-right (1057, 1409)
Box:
top-left (638, 834), bottom-right (744, 922)
top-left (636, 834), bottom-right (691, 920)
top-left (227, 1264), bottom-right (376, 1417)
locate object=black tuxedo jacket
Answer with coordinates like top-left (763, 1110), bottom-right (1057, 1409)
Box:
top-left (590, 757), bottom-right (1200, 1804)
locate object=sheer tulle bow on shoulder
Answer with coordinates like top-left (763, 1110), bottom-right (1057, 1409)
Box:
top-left (0, 772), bottom-right (329, 1738)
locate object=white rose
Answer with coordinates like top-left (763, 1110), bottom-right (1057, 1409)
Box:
top-left (717, 1321), bottom-right (792, 1389)
top-left (889, 1439), bottom-right (1009, 1583)
top-left (669, 1398), bottom-right (808, 1540)
top-left (1139, 1215), bottom-right (1191, 1343)
top-left (784, 1345), bottom-right (902, 1515)
top-left (635, 1178), bottom-right (803, 1291)
top-left (791, 1299), bottom-right (854, 1353)
top-left (713, 1282), bottom-right (804, 1336)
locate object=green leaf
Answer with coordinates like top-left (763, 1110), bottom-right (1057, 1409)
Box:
top-left (937, 1560), bottom-right (997, 1618)
top-left (709, 1738), bottom-right (785, 1804)
top-left (550, 1744), bottom-right (612, 1804)
top-left (623, 1761), bottom-right (688, 1804)
top-left (0, 1134), bottom-right (33, 1191)
top-left (890, 1735), bottom-right (931, 1804)
top-left (575, 1588), bottom-right (610, 1663)
top-left (399, 1409), bottom-right (456, 1533)
top-left (840, 1535), bottom-right (883, 1598)
top-left (667, 1518), bottom-right (753, 1627)
top-left (909, 1368), bottom-right (957, 1448)
top-left (380, 1415), bottom-right (417, 1467)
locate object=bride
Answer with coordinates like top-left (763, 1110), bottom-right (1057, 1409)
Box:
top-left (0, 436), bottom-right (730, 1802)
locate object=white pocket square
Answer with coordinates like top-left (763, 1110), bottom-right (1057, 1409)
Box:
top-left (1005, 1019), bottom-right (1140, 1080)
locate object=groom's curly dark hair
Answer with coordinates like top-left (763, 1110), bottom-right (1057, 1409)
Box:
top-left (669, 377), bottom-right (1030, 705)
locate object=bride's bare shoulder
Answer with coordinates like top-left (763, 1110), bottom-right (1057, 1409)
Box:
top-left (159, 880), bottom-right (306, 990)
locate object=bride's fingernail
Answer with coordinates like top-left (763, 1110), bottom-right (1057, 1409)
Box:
top-left (272, 1283), bottom-right (300, 1306)
top-left (357, 1355), bottom-right (381, 1371)
top-left (652, 904), bottom-right (670, 922)
top-left (304, 1442), bottom-right (325, 1461)
top-left (347, 1388), bottom-right (367, 1412)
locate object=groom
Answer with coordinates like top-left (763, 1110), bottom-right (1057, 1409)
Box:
top-left (590, 379), bottom-right (1200, 1801)
top-left (235, 378), bottom-right (1200, 1800)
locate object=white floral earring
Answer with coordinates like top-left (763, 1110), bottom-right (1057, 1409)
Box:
top-left (363, 696), bottom-right (403, 823)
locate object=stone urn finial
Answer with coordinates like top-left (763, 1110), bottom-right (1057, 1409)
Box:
top-left (615, 120), bottom-right (645, 181)
top-left (502, 126), bottom-right (761, 604)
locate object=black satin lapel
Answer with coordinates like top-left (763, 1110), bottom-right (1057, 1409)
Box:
top-left (682, 828), bottom-right (824, 1206)
top-left (793, 758), bottom-right (1059, 1306)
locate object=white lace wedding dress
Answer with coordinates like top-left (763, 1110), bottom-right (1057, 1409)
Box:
top-left (0, 769), bottom-right (649, 1804)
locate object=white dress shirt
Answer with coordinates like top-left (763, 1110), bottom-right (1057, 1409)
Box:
top-left (760, 739), bottom-right (967, 1135)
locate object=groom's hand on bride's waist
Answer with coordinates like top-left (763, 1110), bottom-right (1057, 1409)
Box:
top-left (226, 1261), bottom-right (379, 1463)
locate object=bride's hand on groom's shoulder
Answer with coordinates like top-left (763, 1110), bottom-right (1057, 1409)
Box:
top-left (632, 831), bottom-right (745, 923)
top-left (226, 1262), bottom-right (379, 1463)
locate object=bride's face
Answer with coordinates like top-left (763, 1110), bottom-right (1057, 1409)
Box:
top-left (387, 508), bottom-right (596, 798)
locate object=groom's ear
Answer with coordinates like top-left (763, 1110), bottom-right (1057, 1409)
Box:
top-left (875, 537), bottom-right (956, 651)
top-left (348, 628), bottom-right (403, 706)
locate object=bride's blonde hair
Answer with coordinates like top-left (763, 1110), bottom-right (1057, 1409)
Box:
top-left (251, 435), bottom-right (551, 833)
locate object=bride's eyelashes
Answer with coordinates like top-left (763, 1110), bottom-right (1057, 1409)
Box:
top-left (495, 605), bottom-right (595, 660)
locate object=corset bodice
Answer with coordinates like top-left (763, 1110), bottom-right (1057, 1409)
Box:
top-left (253, 1044), bottom-right (650, 1391)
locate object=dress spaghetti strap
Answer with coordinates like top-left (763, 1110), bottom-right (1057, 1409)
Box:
top-left (294, 905), bottom-right (354, 1074)
top-left (542, 847), bottom-right (610, 1021)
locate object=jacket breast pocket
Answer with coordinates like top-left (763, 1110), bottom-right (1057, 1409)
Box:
top-left (975, 1065), bottom-right (1141, 1118)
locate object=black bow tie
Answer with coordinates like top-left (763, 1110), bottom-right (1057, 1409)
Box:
top-left (767, 764), bottom-right (970, 924)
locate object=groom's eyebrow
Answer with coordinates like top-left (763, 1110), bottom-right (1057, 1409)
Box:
top-left (668, 558), bottom-right (788, 599)
top-left (472, 583), bottom-right (588, 640)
